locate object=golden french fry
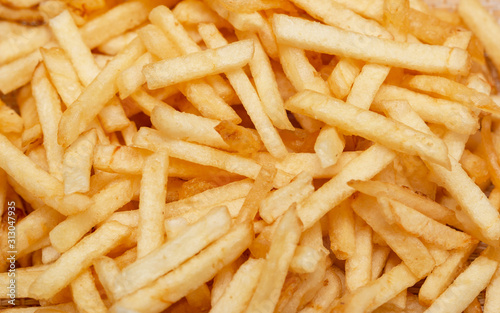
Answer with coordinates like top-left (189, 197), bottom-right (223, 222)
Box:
top-left (63, 129), bottom-right (97, 195)
top-left (272, 14), bottom-right (470, 75)
top-left (70, 269), bottom-right (107, 313)
top-left (29, 221), bottom-right (131, 300)
top-left (328, 199), bottom-right (356, 260)
top-left (345, 216), bottom-right (372, 292)
top-left (485, 266), bottom-right (500, 313)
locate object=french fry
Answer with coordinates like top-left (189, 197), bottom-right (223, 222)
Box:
top-left (98, 31), bottom-right (138, 56)
top-left (63, 129), bottom-right (97, 195)
top-left (297, 144), bottom-right (395, 229)
top-left (273, 14), bottom-right (470, 75)
top-left (330, 262), bottom-right (419, 313)
top-left (117, 52), bottom-right (154, 99)
top-left (330, 0), bottom-right (383, 21)
top-left (371, 245), bottom-right (392, 281)
top-left (32, 65), bottom-right (64, 180)
top-left (116, 206), bottom-right (232, 297)
top-left (485, 266), bottom-right (500, 313)
top-left (70, 269), bottom-right (107, 313)
top-left (424, 251), bottom-right (498, 313)
top-left (134, 127), bottom-right (262, 178)
top-left (0, 25), bottom-right (50, 66)
top-left (352, 194), bottom-right (435, 278)
top-left (110, 222), bottom-right (253, 313)
top-left (286, 90), bottom-right (450, 168)
top-left (346, 64), bottom-right (391, 111)
top-left (328, 199), bottom-right (356, 260)
top-left (237, 164), bottom-right (276, 223)
top-left (93, 144), bottom-right (151, 175)
top-left (328, 58), bottom-right (363, 100)
top-left (210, 258), bottom-right (265, 313)
top-left (373, 85), bottom-right (478, 135)
top-left (0, 50), bottom-right (42, 94)
top-left (49, 178), bottom-right (134, 253)
top-left (245, 205), bottom-right (302, 313)
top-left (406, 75), bottom-right (500, 114)
top-left (345, 215), bottom-right (373, 292)
top-left (137, 151), bottom-right (169, 258)
top-left (0, 100), bottom-right (23, 134)
top-left (459, 0), bottom-right (500, 75)
top-left (144, 39), bottom-right (253, 89)
top-left (0, 266), bottom-right (46, 299)
top-left (79, 1), bottom-right (149, 50)
top-left (29, 221), bottom-right (132, 300)
top-left (198, 22), bottom-right (288, 159)
top-left (299, 268), bottom-right (342, 313)
top-left (173, 0), bottom-right (230, 28)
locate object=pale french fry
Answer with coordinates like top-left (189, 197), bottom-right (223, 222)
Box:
top-left (384, 199), bottom-right (472, 250)
top-left (116, 206), bottom-right (232, 298)
top-left (111, 222), bottom-right (253, 313)
top-left (373, 85), bottom-right (478, 135)
top-left (144, 39), bottom-right (253, 89)
top-left (352, 195), bottom-right (435, 278)
top-left (29, 221), bottom-right (131, 300)
top-left (0, 100), bottom-right (23, 134)
top-left (70, 269), bottom-right (107, 313)
top-left (98, 31), bottom-right (138, 56)
top-left (0, 3), bottom-right (43, 23)
top-left (346, 64), bottom-right (391, 111)
top-left (330, 0), bottom-right (383, 21)
top-left (345, 215), bottom-right (372, 292)
top-left (137, 24), bottom-right (181, 60)
top-left (237, 31), bottom-right (294, 130)
top-left (290, 0), bottom-right (391, 38)
top-left (198, 23), bottom-right (288, 159)
top-left (371, 245), bottom-right (392, 281)
top-left (80, 1), bottom-right (149, 50)
top-left (41, 246), bottom-right (60, 264)
top-left (173, 0), bottom-right (230, 28)
top-left (57, 37), bottom-right (145, 147)
top-left (0, 266), bottom-right (47, 299)
top-left (0, 134), bottom-right (92, 215)
top-left (210, 258), bottom-right (264, 313)
top-left (328, 58), bottom-right (363, 100)
top-left (260, 171), bottom-right (314, 224)
top-left (297, 144), bottom-right (395, 229)
top-left (40, 47), bottom-right (83, 108)
top-left (286, 90), bottom-right (449, 167)
top-left (137, 151), bottom-right (169, 258)
top-left (245, 206), bottom-right (302, 313)
top-left (0, 49), bottom-right (42, 95)
top-left (291, 222), bottom-right (327, 274)
top-left (406, 75), bottom-right (500, 114)
top-left (117, 52), bottom-right (154, 99)
top-left (459, 0), bottom-right (500, 74)
top-left (330, 262), bottom-right (419, 313)
top-left (425, 251), bottom-right (498, 313)
top-left (32, 65), bottom-right (64, 180)
top-left (485, 266), bottom-right (500, 313)
top-left (328, 199), bottom-right (356, 260)
top-left (0, 25), bottom-right (50, 66)
top-left (49, 178), bottom-right (134, 253)
top-left (419, 241), bottom-right (478, 306)
top-left (133, 123), bottom-right (262, 179)
top-left (348, 180), bottom-right (456, 226)
top-left (92, 256), bottom-right (122, 302)
top-left (63, 129), bottom-right (97, 195)
top-left (211, 261), bottom-right (239, 306)
top-left (273, 14), bottom-right (470, 75)
top-left (299, 268), bottom-right (342, 313)
top-left (93, 144), bottom-right (150, 175)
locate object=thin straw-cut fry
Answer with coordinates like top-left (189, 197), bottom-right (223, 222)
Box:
top-left (286, 90), bottom-right (450, 168)
top-left (425, 251), bottom-right (498, 313)
top-left (373, 85), bottom-right (478, 135)
top-left (32, 65), bottom-right (64, 181)
top-left (245, 206), bottom-right (302, 313)
top-left (406, 75), bottom-right (500, 114)
top-left (345, 216), bottom-right (372, 292)
top-left (58, 38), bottom-right (145, 147)
top-left (290, 0), bottom-right (391, 38)
top-left (297, 144), bottom-right (395, 229)
top-left (237, 31), bottom-right (294, 130)
top-left (70, 269), bottom-right (107, 313)
top-left (273, 14), bottom-right (470, 75)
top-left (116, 206), bottom-right (232, 298)
top-left (80, 1), bottom-right (149, 50)
top-left (384, 199), bottom-right (472, 250)
top-left (0, 50), bottom-right (41, 94)
top-left (137, 151), bottom-right (169, 258)
top-left (260, 171), bottom-right (314, 224)
top-left (210, 258), bottom-right (265, 313)
top-left (331, 262), bottom-right (419, 313)
top-left (198, 23), bottom-right (288, 159)
top-left (63, 129), bottom-right (97, 195)
top-left (328, 199), bottom-right (356, 260)
top-left (0, 134), bottom-right (92, 215)
top-left (353, 195), bottom-right (435, 278)
top-left (144, 39), bottom-right (253, 89)
top-left (459, 0), bottom-right (500, 75)
top-left (111, 222), bottom-right (253, 313)
top-left (49, 178), bottom-right (134, 253)
top-left (133, 127), bottom-right (262, 179)
top-left (29, 221), bottom-right (131, 300)
top-left (419, 241), bottom-right (478, 306)
top-left (40, 47), bottom-right (83, 107)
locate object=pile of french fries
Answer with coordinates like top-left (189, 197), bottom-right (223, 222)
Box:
top-left (2, 0), bottom-right (500, 312)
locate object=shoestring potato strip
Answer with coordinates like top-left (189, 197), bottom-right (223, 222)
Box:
top-left (2, 0), bottom-right (500, 312)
